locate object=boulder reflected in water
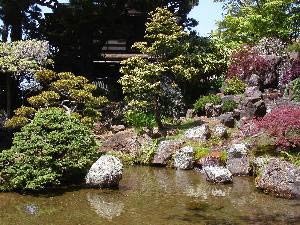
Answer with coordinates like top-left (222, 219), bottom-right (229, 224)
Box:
top-left (87, 192), bottom-right (124, 220)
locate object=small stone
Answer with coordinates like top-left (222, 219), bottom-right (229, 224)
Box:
top-left (244, 86), bottom-right (262, 99)
top-left (204, 166), bottom-right (233, 184)
top-left (110, 125), bottom-right (126, 133)
top-left (252, 156), bottom-right (271, 176)
top-left (185, 124), bottom-right (211, 140)
top-left (214, 125), bottom-right (228, 138)
top-left (248, 74), bottom-right (261, 87)
top-left (227, 143), bottom-right (251, 176)
top-left (86, 155), bottom-right (123, 188)
top-left (174, 146), bottom-right (195, 170)
top-left (219, 113), bottom-right (235, 128)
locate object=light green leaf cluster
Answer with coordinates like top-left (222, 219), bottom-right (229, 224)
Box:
top-left (0, 40), bottom-right (52, 76)
top-left (216, 0), bottom-right (300, 45)
top-left (5, 70), bottom-right (108, 128)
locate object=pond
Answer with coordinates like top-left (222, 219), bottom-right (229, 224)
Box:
top-left (1, 166), bottom-right (300, 225)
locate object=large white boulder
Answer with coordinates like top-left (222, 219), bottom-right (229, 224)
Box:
top-left (86, 155), bottom-right (123, 188)
top-left (204, 166), bottom-right (233, 184)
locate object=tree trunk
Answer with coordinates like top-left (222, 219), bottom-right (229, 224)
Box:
top-left (154, 96), bottom-right (163, 129)
top-left (1, 22), bottom-right (9, 42)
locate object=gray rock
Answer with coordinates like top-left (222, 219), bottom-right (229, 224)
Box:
top-left (248, 74), bottom-right (261, 87)
top-left (227, 157), bottom-right (251, 176)
top-left (213, 125), bottom-right (228, 138)
top-left (227, 143), bottom-right (251, 176)
top-left (204, 166), bottom-right (233, 184)
top-left (227, 143), bottom-right (249, 158)
top-left (152, 140), bottom-right (185, 165)
top-left (186, 109), bottom-right (195, 119)
top-left (110, 125), bottom-right (126, 133)
top-left (100, 129), bottom-right (152, 157)
top-left (174, 146), bottom-right (195, 170)
top-left (205, 103), bottom-right (222, 118)
top-left (244, 86), bottom-right (262, 99)
top-left (196, 156), bottom-right (220, 169)
top-left (185, 124), bottom-right (211, 140)
top-left (219, 113), bottom-right (235, 128)
top-left (86, 155), bottom-right (123, 188)
top-left (252, 156), bottom-right (271, 176)
top-left (256, 159), bottom-right (300, 199)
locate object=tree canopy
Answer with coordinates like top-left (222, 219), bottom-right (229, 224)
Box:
top-left (216, 0), bottom-right (300, 45)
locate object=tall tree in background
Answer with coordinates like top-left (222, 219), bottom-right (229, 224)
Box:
top-left (215, 0), bottom-right (300, 45)
top-left (119, 8), bottom-right (198, 128)
top-left (0, 0), bottom-right (58, 41)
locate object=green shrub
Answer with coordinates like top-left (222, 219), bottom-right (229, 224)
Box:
top-left (0, 108), bottom-right (98, 192)
top-left (285, 78), bottom-right (300, 102)
top-left (193, 94), bottom-right (222, 114)
top-left (223, 77), bottom-right (246, 95)
top-left (124, 110), bottom-right (157, 129)
top-left (287, 42), bottom-right (300, 53)
top-left (222, 99), bottom-right (238, 112)
top-left (194, 147), bottom-right (210, 160)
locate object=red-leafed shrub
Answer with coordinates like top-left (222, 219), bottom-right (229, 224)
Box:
top-left (248, 106), bottom-right (300, 150)
top-left (227, 45), bottom-right (272, 80)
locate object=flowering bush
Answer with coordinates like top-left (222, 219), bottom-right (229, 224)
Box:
top-left (248, 106), bottom-right (300, 150)
top-left (227, 45), bottom-right (272, 80)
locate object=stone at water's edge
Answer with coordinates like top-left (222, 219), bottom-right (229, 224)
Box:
top-left (86, 155), bottom-right (123, 188)
top-left (256, 159), bottom-right (300, 199)
top-left (204, 166), bottom-right (233, 184)
top-left (227, 143), bottom-right (251, 176)
top-left (152, 140), bottom-right (185, 166)
top-left (184, 124), bottom-right (211, 140)
top-left (174, 146), bottom-right (195, 170)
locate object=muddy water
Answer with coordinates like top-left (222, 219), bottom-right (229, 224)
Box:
top-left (1, 167), bottom-right (300, 225)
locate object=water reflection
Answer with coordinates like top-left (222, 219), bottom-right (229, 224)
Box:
top-left (86, 192), bottom-right (124, 220)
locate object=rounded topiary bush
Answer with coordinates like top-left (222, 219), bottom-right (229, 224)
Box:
top-left (0, 108), bottom-right (98, 192)
top-left (193, 94), bottom-right (222, 114)
top-left (222, 100), bottom-right (238, 112)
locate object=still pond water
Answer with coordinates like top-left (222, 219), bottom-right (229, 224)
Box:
top-left (1, 166), bottom-right (300, 225)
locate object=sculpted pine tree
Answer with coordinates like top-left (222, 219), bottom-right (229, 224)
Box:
top-left (0, 40), bottom-right (52, 116)
top-left (5, 70), bottom-right (107, 128)
top-left (119, 8), bottom-right (198, 128)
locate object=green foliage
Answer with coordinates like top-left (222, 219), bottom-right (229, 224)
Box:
top-left (285, 78), bottom-right (300, 102)
top-left (222, 99), bottom-right (238, 112)
top-left (124, 110), bottom-right (157, 129)
top-left (119, 8), bottom-right (198, 127)
top-left (5, 70), bottom-right (107, 128)
top-left (194, 147), bottom-right (210, 160)
top-left (220, 150), bottom-right (228, 165)
top-left (0, 108), bottom-right (98, 192)
top-left (223, 77), bottom-right (246, 95)
top-left (287, 42), bottom-right (300, 53)
top-left (193, 94), bottom-right (222, 114)
top-left (216, 0), bottom-right (300, 45)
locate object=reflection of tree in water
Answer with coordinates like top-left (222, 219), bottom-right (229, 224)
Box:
top-left (86, 192), bottom-right (124, 220)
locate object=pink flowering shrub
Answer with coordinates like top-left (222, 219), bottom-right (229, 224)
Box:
top-left (227, 45), bottom-right (272, 80)
top-left (247, 106), bottom-right (300, 150)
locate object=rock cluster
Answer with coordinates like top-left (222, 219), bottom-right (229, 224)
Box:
top-left (227, 143), bottom-right (251, 176)
top-left (152, 140), bottom-right (185, 166)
